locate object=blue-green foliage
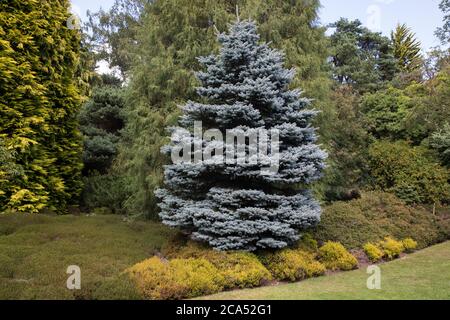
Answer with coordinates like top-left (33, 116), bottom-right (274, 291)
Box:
top-left (157, 21), bottom-right (327, 251)
top-left (80, 85), bottom-right (126, 174)
top-left (79, 82), bottom-right (127, 212)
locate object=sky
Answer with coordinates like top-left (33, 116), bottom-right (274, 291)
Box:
top-left (71, 0), bottom-right (445, 52)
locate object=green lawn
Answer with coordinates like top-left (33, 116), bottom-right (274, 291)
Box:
top-left (0, 213), bottom-right (174, 300)
top-left (200, 241), bottom-right (450, 300)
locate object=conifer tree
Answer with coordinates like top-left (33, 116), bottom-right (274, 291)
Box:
top-left (391, 24), bottom-right (422, 72)
top-left (157, 20), bottom-right (327, 251)
top-left (0, 0), bottom-right (83, 212)
top-left (115, 0), bottom-right (330, 218)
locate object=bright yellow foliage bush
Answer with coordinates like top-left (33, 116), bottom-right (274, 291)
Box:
top-left (126, 256), bottom-right (224, 300)
top-left (260, 249), bottom-right (326, 282)
top-left (364, 237), bottom-right (417, 262)
top-left (169, 259), bottom-right (224, 297)
top-left (379, 237), bottom-right (404, 260)
top-left (363, 242), bottom-right (384, 262)
top-left (402, 238), bottom-right (418, 252)
top-left (318, 241), bottom-right (358, 271)
top-left (163, 241), bottom-right (271, 289)
top-left (211, 252), bottom-right (272, 289)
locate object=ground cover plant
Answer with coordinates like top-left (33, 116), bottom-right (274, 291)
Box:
top-left (313, 192), bottom-right (448, 249)
top-left (0, 213), bottom-right (173, 299)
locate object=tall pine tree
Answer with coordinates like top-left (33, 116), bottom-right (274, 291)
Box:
top-left (157, 20), bottom-right (327, 251)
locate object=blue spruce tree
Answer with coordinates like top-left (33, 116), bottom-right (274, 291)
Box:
top-left (156, 20), bottom-right (327, 251)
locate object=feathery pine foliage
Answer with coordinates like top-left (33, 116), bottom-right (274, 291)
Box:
top-left (329, 18), bottom-right (398, 93)
top-left (391, 24), bottom-right (422, 73)
top-left (0, 0), bottom-right (83, 212)
top-left (156, 20), bottom-right (327, 251)
top-left (359, 66), bottom-right (450, 144)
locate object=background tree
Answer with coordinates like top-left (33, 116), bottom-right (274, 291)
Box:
top-left (391, 24), bottom-right (422, 73)
top-left (114, 0), bottom-right (331, 218)
top-left (79, 76), bottom-right (126, 174)
top-left (404, 64), bottom-right (450, 142)
top-left (328, 18), bottom-right (398, 93)
top-left (322, 85), bottom-right (372, 201)
top-left (85, 0), bottom-right (151, 78)
top-left (423, 47), bottom-right (450, 80)
top-left (115, 0), bottom-right (230, 218)
top-left (368, 141), bottom-right (449, 205)
top-left (79, 75), bottom-right (127, 213)
top-left (0, 0), bottom-right (83, 212)
top-left (436, 0), bottom-right (450, 44)
top-left (157, 20), bottom-right (327, 251)
top-left (360, 87), bottom-right (415, 140)
top-left (430, 123), bottom-right (450, 167)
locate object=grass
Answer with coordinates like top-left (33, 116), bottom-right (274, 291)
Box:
top-left (0, 213), bottom-right (175, 300)
top-left (200, 241), bottom-right (450, 300)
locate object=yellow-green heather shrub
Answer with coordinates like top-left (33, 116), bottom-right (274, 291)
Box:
top-left (318, 242), bottom-right (358, 271)
top-left (169, 259), bottom-right (224, 297)
top-left (163, 241), bottom-right (271, 289)
top-left (210, 252), bottom-right (272, 289)
top-left (260, 249), bottom-right (326, 282)
top-left (126, 256), bottom-right (224, 300)
top-left (379, 237), bottom-right (404, 260)
top-left (363, 242), bottom-right (384, 262)
top-left (126, 257), bottom-right (172, 300)
top-left (401, 238), bottom-right (418, 252)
